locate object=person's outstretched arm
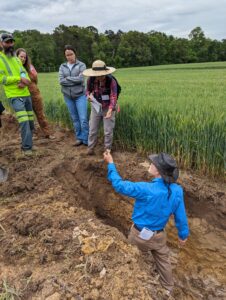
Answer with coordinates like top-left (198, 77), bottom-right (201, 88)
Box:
top-left (103, 151), bottom-right (148, 199)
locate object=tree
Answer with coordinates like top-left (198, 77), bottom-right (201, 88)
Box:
top-left (13, 30), bottom-right (56, 71)
top-left (4, 25), bottom-right (224, 71)
top-left (188, 27), bottom-right (209, 62)
top-left (117, 31), bottom-right (151, 67)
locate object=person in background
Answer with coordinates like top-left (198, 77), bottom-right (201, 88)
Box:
top-left (0, 33), bottom-right (34, 155)
top-left (16, 48), bottom-right (54, 139)
top-left (83, 60), bottom-right (118, 155)
top-left (103, 151), bottom-right (189, 295)
top-left (59, 45), bottom-right (88, 146)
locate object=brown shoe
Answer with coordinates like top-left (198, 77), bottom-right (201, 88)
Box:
top-left (87, 148), bottom-right (95, 155)
top-left (73, 140), bottom-right (83, 146)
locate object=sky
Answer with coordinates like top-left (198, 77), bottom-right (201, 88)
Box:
top-left (1, 0), bottom-right (226, 40)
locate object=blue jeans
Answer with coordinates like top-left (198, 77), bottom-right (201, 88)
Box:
top-left (64, 94), bottom-right (89, 144)
top-left (9, 96), bottom-right (34, 150)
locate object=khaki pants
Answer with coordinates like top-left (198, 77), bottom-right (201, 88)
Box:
top-left (88, 106), bottom-right (115, 150)
top-left (128, 226), bottom-right (174, 291)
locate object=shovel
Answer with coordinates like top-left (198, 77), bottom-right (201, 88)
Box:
top-left (0, 167), bottom-right (8, 182)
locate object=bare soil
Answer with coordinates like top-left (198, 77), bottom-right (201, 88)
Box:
top-left (0, 115), bottom-right (226, 300)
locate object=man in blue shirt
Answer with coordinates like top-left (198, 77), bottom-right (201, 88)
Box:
top-left (103, 151), bottom-right (189, 294)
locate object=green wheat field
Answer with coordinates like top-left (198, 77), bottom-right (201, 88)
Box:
top-left (1, 62), bottom-right (226, 176)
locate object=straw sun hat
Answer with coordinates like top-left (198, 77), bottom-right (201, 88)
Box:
top-left (83, 60), bottom-right (116, 77)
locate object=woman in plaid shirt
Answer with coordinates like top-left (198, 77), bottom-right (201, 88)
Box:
top-left (83, 60), bottom-right (118, 155)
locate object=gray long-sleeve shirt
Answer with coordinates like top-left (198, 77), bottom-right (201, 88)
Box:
top-left (59, 60), bottom-right (86, 99)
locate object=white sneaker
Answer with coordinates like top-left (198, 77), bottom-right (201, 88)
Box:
top-left (23, 150), bottom-right (33, 156)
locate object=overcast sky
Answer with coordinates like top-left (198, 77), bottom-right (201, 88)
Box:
top-left (1, 0), bottom-right (226, 40)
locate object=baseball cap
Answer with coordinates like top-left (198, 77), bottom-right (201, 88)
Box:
top-left (0, 33), bottom-right (15, 42)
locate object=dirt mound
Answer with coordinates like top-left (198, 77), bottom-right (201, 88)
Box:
top-left (0, 115), bottom-right (226, 300)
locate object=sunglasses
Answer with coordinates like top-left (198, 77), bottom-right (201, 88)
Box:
top-left (4, 40), bottom-right (14, 44)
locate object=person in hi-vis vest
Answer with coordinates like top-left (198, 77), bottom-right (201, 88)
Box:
top-left (0, 33), bottom-right (34, 155)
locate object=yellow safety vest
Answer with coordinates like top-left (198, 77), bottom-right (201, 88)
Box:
top-left (0, 52), bottom-right (30, 98)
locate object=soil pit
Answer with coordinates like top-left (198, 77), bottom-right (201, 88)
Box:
top-left (0, 115), bottom-right (226, 300)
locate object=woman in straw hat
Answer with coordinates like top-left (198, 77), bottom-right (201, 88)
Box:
top-left (83, 60), bottom-right (118, 155)
top-left (103, 151), bottom-right (189, 296)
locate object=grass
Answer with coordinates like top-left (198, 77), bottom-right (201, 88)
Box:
top-left (0, 280), bottom-right (20, 300)
top-left (1, 62), bottom-right (225, 176)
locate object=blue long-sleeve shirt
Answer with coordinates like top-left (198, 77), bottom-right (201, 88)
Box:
top-left (107, 163), bottom-right (189, 240)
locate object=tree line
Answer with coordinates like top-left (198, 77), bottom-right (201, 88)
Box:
top-left (1, 25), bottom-right (226, 72)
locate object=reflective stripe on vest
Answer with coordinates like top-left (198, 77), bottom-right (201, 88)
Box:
top-left (2, 76), bottom-right (7, 84)
top-left (0, 55), bottom-right (13, 75)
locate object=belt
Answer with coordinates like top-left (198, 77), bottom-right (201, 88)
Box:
top-left (134, 224), bottom-right (164, 234)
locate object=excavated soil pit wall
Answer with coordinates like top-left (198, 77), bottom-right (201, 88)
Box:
top-left (0, 116), bottom-right (226, 299)
top-left (53, 157), bottom-right (226, 299)
top-left (53, 158), bottom-right (133, 234)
